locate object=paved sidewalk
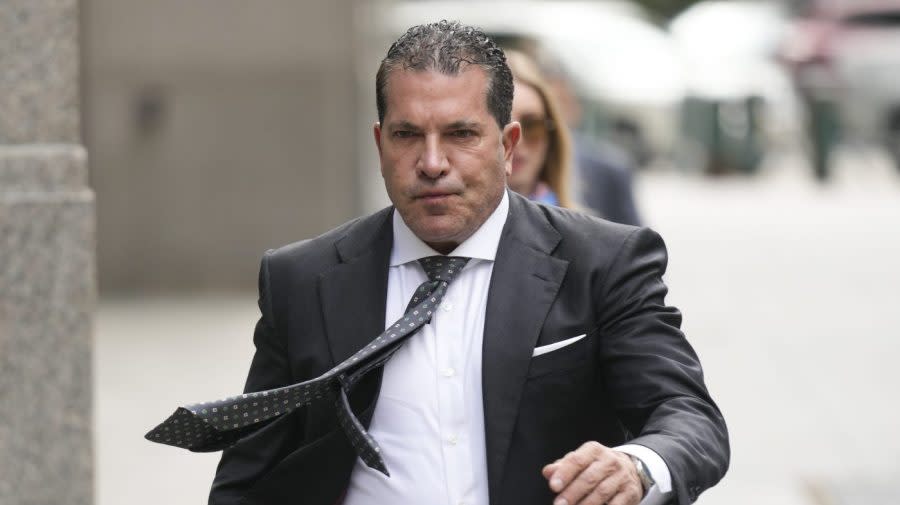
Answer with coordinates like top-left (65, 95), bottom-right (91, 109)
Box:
top-left (95, 295), bottom-right (256, 505)
top-left (95, 151), bottom-right (900, 505)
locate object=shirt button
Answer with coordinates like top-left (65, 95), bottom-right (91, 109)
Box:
top-left (447, 434), bottom-right (458, 445)
top-left (442, 367), bottom-right (455, 377)
top-left (442, 301), bottom-right (453, 312)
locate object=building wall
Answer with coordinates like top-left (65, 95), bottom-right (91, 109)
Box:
top-left (83, 0), bottom-right (381, 292)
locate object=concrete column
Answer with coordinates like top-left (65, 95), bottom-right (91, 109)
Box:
top-left (0, 1), bottom-right (95, 504)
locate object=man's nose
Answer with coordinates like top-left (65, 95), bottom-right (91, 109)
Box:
top-left (417, 135), bottom-right (449, 178)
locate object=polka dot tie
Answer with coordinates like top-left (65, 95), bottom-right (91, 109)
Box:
top-left (145, 255), bottom-right (470, 477)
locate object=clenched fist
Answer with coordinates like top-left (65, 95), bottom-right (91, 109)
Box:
top-left (542, 441), bottom-right (644, 505)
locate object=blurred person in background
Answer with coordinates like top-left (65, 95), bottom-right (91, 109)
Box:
top-left (542, 55), bottom-right (643, 226)
top-left (196, 21), bottom-right (728, 505)
top-left (505, 50), bottom-right (577, 208)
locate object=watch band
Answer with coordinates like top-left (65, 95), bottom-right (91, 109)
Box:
top-left (629, 454), bottom-right (656, 496)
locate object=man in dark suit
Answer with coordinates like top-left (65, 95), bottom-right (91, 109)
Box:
top-left (209, 21), bottom-right (728, 505)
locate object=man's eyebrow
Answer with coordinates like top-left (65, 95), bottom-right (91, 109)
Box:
top-left (386, 120), bottom-right (483, 131)
top-left (386, 121), bottom-right (420, 131)
top-left (446, 120), bottom-right (481, 130)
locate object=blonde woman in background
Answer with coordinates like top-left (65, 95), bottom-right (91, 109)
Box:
top-left (505, 50), bottom-right (577, 208)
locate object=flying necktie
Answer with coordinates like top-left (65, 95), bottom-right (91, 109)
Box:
top-left (145, 255), bottom-right (469, 476)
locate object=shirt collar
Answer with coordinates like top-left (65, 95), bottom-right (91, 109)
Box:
top-left (390, 190), bottom-right (509, 266)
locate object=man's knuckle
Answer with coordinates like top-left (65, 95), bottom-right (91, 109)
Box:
top-left (598, 479), bottom-right (619, 498)
top-left (583, 462), bottom-right (605, 486)
top-left (583, 440), bottom-right (604, 455)
top-left (579, 484), bottom-right (612, 505)
top-left (565, 451), bottom-right (587, 467)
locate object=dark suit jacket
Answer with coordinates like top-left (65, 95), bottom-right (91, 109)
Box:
top-left (209, 191), bottom-right (729, 505)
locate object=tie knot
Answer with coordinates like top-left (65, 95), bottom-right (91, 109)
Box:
top-left (418, 256), bottom-right (469, 283)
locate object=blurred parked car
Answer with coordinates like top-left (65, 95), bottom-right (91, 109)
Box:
top-left (669, 0), bottom-right (799, 175)
top-left (782, 0), bottom-right (900, 177)
top-left (380, 1), bottom-right (687, 167)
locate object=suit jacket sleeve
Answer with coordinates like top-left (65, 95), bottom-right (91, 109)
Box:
top-left (597, 228), bottom-right (729, 504)
top-left (208, 250), bottom-right (304, 505)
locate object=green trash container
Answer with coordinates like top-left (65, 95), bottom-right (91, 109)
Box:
top-left (680, 95), bottom-right (765, 175)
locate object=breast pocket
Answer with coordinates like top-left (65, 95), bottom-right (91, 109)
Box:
top-left (527, 333), bottom-right (592, 379)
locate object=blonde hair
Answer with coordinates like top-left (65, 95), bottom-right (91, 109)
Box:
top-left (505, 50), bottom-right (575, 209)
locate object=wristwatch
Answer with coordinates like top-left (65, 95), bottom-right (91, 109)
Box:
top-left (628, 455), bottom-right (656, 496)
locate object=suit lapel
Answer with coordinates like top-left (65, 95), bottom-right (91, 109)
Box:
top-left (483, 193), bottom-right (569, 505)
top-left (319, 208), bottom-right (393, 373)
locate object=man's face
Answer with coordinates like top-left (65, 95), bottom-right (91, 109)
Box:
top-left (375, 67), bottom-right (520, 254)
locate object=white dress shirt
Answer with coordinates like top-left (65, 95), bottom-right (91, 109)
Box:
top-left (343, 191), bottom-right (671, 505)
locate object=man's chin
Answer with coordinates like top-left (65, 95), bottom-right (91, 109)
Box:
top-left (408, 217), bottom-right (468, 250)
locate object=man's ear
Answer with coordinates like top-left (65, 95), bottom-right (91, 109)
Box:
top-left (501, 121), bottom-right (521, 176)
top-left (373, 121), bottom-right (383, 158)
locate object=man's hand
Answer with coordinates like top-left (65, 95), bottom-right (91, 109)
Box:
top-left (542, 441), bottom-right (644, 505)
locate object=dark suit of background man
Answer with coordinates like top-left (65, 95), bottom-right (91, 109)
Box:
top-left (209, 21), bottom-right (729, 505)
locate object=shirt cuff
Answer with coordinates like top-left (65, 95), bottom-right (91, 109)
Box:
top-left (614, 443), bottom-right (673, 504)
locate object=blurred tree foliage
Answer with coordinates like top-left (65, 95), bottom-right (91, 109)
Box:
top-left (630, 0), bottom-right (706, 20)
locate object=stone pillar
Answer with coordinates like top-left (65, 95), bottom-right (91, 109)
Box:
top-left (0, 1), bottom-right (95, 504)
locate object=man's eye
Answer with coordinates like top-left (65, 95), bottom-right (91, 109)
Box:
top-left (451, 129), bottom-right (476, 138)
top-left (393, 130), bottom-right (416, 139)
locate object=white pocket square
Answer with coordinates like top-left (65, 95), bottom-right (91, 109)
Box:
top-left (532, 334), bottom-right (586, 357)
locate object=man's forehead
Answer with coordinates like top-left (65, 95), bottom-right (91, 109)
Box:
top-left (382, 67), bottom-right (491, 119)
top-left (384, 66), bottom-right (487, 91)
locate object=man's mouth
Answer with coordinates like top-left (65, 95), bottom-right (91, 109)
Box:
top-left (416, 191), bottom-right (455, 201)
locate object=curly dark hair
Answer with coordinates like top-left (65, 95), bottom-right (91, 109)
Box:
top-left (376, 20), bottom-right (513, 127)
